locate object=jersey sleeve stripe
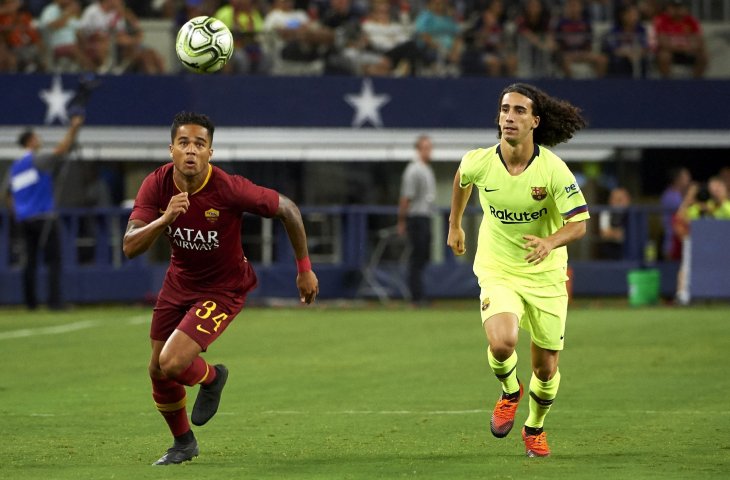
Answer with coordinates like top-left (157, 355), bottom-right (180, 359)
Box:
top-left (563, 205), bottom-right (588, 220)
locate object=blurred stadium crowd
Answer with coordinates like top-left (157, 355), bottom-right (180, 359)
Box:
top-left (0, 0), bottom-right (721, 78)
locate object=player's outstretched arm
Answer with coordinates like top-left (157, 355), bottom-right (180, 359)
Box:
top-left (447, 168), bottom-right (472, 256)
top-left (53, 115), bottom-right (84, 156)
top-left (123, 192), bottom-right (190, 258)
top-left (274, 194), bottom-right (319, 304)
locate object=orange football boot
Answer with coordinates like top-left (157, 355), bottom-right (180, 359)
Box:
top-left (522, 426), bottom-right (551, 457)
top-left (489, 381), bottom-right (523, 438)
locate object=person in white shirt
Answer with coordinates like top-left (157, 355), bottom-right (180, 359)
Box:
top-left (398, 135), bottom-right (437, 306)
top-left (39, 0), bottom-right (93, 72)
top-left (77, 0), bottom-right (127, 72)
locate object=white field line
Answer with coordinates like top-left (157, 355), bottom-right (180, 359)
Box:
top-left (127, 315), bottom-right (149, 325)
top-left (14, 409), bottom-right (730, 418)
top-left (0, 320), bottom-right (98, 340)
top-left (0, 315), bottom-right (149, 341)
top-left (261, 409), bottom-right (730, 416)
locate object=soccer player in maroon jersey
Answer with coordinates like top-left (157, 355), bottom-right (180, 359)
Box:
top-left (123, 111), bottom-right (319, 465)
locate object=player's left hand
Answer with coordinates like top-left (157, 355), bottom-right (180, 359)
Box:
top-left (523, 234), bottom-right (553, 265)
top-left (297, 270), bottom-right (319, 305)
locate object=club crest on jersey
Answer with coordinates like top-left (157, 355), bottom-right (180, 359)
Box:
top-left (204, 208), bottom-right (220, 223)
top-left (481, 297), bottom-right (490, 311)
top-left (531, 187), bottom-right (547, 201)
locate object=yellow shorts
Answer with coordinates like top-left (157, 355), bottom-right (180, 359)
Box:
top-left (478, 277), bottom-right (568, 351)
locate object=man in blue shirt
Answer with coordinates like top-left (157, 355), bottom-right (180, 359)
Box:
top-left (8, 113), bottom-right (84, 309)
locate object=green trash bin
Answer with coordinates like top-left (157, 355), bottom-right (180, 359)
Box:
top-left (627, 269), bottom-right (660, 306)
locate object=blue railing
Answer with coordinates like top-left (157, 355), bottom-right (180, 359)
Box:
top-left (0, 204), bottom-right (681, 305)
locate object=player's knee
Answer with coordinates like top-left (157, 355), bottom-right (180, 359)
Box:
top-left (489, 343), bottom-right (516, 361)
top-left (533, 364), bottom-right (557, 382)
top-left (158, 351), bottom-right (187, 379)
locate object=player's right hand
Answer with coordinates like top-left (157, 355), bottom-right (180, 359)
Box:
top-left (297, 270), bottom-right (319, 304)
top-left (162, 192), bottom-right (190, 224)
top-left (447, 227), bottom-right (466, 256)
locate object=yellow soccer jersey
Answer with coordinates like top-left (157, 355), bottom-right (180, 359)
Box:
top-left (459, 144), bottom-right (590, 285)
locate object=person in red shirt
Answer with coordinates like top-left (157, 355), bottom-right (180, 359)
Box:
top-left (653, 0), bottom-right (707, 78)
top-left (123, 111), bottom-right (319, 466)
top-left (0, 0), bottom-right (45, 72)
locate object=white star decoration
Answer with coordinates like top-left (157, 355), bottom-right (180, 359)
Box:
top-left (344, 78), bottom-right (391, 128)
top-left (39, 76), bottom-right (74, 125)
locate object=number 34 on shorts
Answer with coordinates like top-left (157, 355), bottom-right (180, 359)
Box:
top-left (194, 300), bottom-right (229, 335)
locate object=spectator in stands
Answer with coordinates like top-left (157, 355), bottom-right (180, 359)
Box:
top-left (460, 0), bottom-right (509, 25)
top-left (0, 28), bottom-right (16, 72)
top-left (552, 0), bottom-right (607, 78)
top-left (262, 0), bottom-right (325, 75)
top-left (661, 166), bottom-right (691, 260)
top-left (597, 186), bottom-right (631, 260)
top-left (360, 0), bottom-right (421, 76)
top-left (39, 0), bottom-right (94, 73)
top-left (653, 0), bottom-right (707, 78)
top-left (585, 0), bottom-right (613, 22)
top-left (673, 178), bottom-right (730, 304)
top-left (413, 0), bottom-right (462, 76)
top-left (22, 0), bottom-right (46, 17)
top-left (77, 0), bottom-right (127, 73)
top-left (115, 4), bottom-right (167, 74)
top-left (718, 166), bottom-right (730, 193)
top-left (0, 0), bottom-right (46, 72)
top-left (125, 0), bottom-right (160, 18)
top-left (338, 19), bottom-right (392, 76)
top-left (5, 113), bottom-right (85, 310)
top-left (398, 135), bottom-right (436, 307)
top-left (459, 5), bottom-right (517, 77)
top-left (706, 176), bottom-right (730, 218)
top-left (173, 0), bottom-right (217, 29)
top-left (215, 0), bottom-right (270, 74)
top-left (637, 0), bottom-right (661, 20)
top-left (514, 0), bottom-right (555, 78)
top-left (317, 0), bottom-right (365, 75)
top-left (602, 2), bottom-right (650, 78)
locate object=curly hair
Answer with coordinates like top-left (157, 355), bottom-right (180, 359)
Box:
top-left (494, 83), bottom-right (587, 147)
top-left (170, 111), bottom-right (215, 143)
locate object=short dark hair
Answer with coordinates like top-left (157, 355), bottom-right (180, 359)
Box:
top-left (17, 129), bottom-right (34, 147)
top-left (170, 111), bottom-right (215, 143)
top-left (495, 83), bottom-right (587, 147)
top-left (667, 166), bottom-right (689, 184)
top-left (414, 134), bottom-right (430, 149)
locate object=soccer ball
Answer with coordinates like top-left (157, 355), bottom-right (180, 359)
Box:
top-left (175, 16), bottom-right (234, 73)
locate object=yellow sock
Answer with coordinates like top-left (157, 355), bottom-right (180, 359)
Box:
top-left (525, 369), bottom-right (561, 429)
top-left (487, 347), bottom-right (520, 395)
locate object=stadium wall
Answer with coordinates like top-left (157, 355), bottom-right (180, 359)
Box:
top-left (1, 74), bottom-right (729, 304)
top-left (2, 206), bottom-right (726, 305)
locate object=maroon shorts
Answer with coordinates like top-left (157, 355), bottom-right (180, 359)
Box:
top-left (151, 286), bottom-right (245, 351)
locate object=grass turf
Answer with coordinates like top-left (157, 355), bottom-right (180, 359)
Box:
top-left (1, 303), bottom-right (729, 479)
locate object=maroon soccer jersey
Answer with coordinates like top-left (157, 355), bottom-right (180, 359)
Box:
top-left (130, 163), bottom-right (279, 295)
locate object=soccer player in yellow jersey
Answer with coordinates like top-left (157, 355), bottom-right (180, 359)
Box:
top-left (447, 83), bottom-right (589, 457)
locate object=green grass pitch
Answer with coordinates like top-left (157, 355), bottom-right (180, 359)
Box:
top-left (1, 302), bottom-right (729, 479)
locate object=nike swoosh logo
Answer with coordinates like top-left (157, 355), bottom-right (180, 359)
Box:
top-left (196, 325), bottom-right (211, 334)
top-left (484, 188), bottom-right (499, 192)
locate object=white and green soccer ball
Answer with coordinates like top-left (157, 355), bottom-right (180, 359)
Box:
top-left (175, 16), bottom-right (234, 74)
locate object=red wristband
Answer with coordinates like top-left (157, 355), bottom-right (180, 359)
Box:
top-left (296, 256), bottom-right (312, 273)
